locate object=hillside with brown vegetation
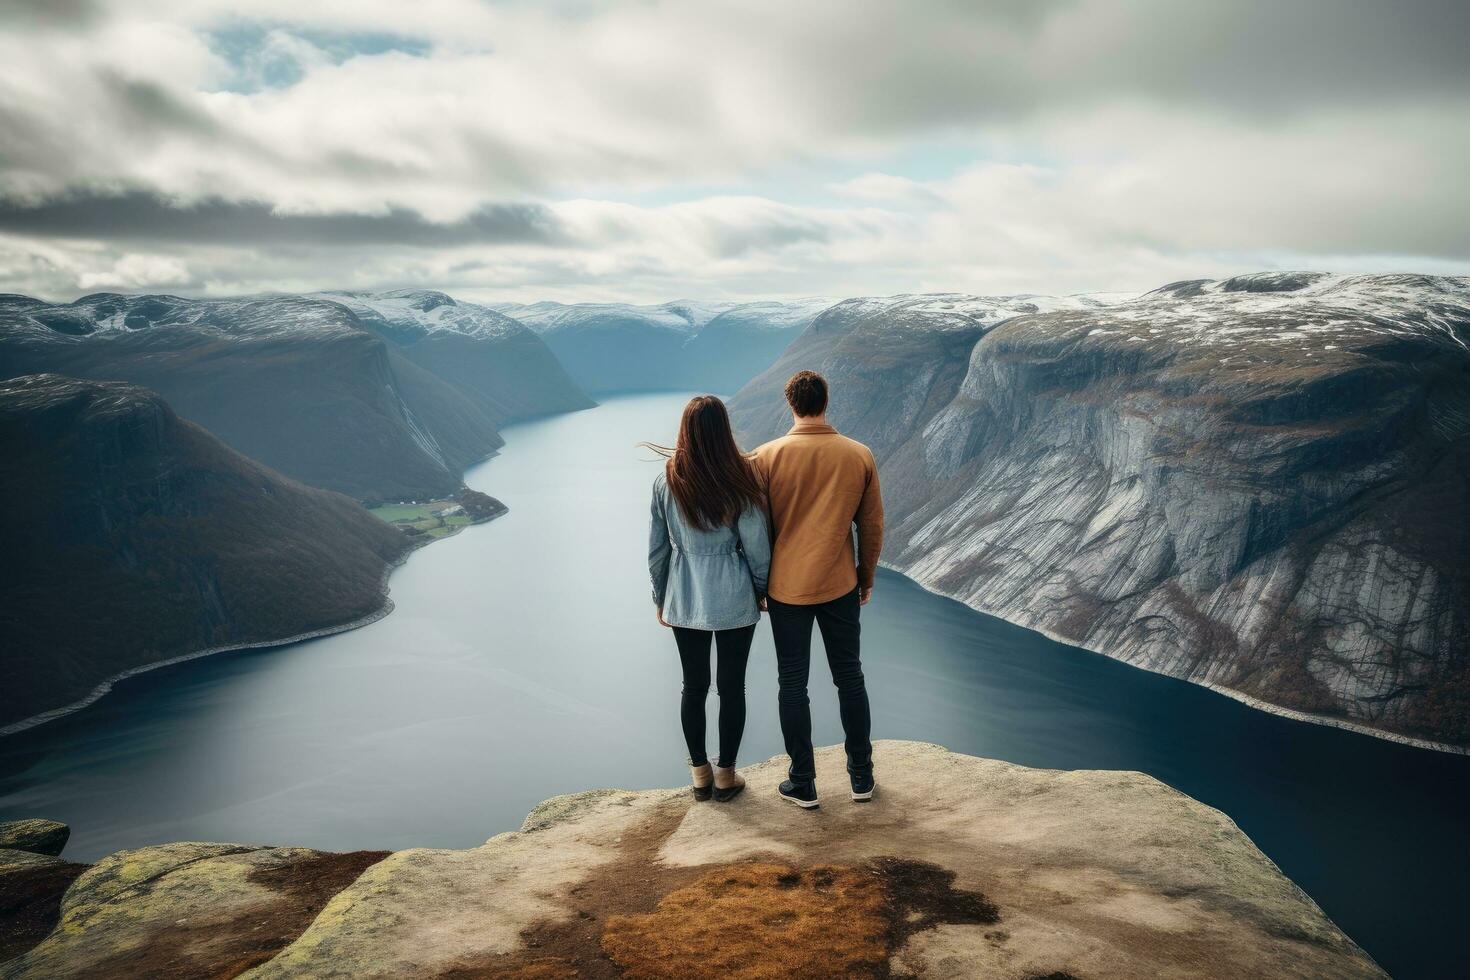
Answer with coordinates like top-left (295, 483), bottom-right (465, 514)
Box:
top-left (0, 374), bottom-right (412, 728)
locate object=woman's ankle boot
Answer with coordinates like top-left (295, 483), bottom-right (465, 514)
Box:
top-left (712, 762), bottom-right (745, 802)
top-left (690, 761), bottom-right (713, 801)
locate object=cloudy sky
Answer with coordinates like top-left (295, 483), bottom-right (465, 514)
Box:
top-left (1, 0), bottom-right (1467, 303)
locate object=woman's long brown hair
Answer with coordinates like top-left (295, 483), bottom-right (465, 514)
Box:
top-left (641, 396), bottom-right (764, 531)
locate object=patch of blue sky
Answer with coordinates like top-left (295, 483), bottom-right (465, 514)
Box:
top-left (206, 23), bottom-right (431, 93)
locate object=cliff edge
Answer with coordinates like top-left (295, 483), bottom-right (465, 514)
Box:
top-left (0, 742), bottom-right (1382, 979)
top-left (730, 274), bottom-right (1470, 748)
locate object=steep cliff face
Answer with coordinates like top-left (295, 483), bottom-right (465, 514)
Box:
top-left (730, 275), bottom-right (1470, 748)
top-left (729, 293), bottom-right (1115, 461)
top-left (498, 297), bottom-right (832, 393)
top-left (0, 744), bottom-right (1383, 979)
top-left (0, 374), bottom-right (411, 729)
top-left (0, 292), bottom-right (589, 501)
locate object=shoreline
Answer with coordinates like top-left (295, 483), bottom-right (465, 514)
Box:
top-left (0, 505), bottom-right (504, 740)
top-left (881, 559), bottom-right (1470, 758)
top-left (5, 467), bottom-right (1457, 757)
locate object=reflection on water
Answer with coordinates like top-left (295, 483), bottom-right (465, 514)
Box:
top-left (1, 393), bottom-right (1466, 978)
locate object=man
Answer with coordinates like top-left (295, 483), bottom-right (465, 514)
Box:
top-left (753, 370), bottom-right (883, 809)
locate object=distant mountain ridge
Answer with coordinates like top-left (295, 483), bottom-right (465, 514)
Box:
top-left (0, 373), bottom-right (412, 729)
top-left (312, 289), bottom-right (594, 423)
top-left (731, 273), bottom-right (1470, 748)
top-left (493, 297), bottom-right (835, 393)
top-left (0, 291), bottom-right (590, 501)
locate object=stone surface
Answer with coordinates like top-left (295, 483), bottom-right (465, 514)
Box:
top-left (0, 842), bottom-right (385, 979)
top-left (730, 273), bottom-right (1470, 748)
top-left (0, 822), bottom-right (67, 858)
top-left (0, 848), bottom-right (88, 965)
top-left (0, 744), bottom-right (1383, 978)
top-left (246, 789), bottom-right (677, 979)
top-left (14, 741), bottom-right (1365, 979)
top-left (656, 743), bottom-right (1381, 979)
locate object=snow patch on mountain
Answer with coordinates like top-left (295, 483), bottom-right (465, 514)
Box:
top-left (313, 289), bottom-right (531, 341)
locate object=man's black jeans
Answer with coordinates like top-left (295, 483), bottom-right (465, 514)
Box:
top-left (767, 588), bottom-right (873, 785)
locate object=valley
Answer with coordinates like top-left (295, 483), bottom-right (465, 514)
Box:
top-left (494, 297), bottom-right (833, 393)
top-left (4, 275), bottom-right (1467, 746)
top-left (1, 393), bottom-right (1466, 978)
top-left (1, 275), bottom-right (1469, 977)
top-left (5, 6), bottom-right (1462, 975)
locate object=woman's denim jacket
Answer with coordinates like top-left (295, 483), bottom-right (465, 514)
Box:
top-left (648, 472), bottom-right (771, 630)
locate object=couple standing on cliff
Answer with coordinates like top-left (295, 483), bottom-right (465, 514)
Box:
top-left (647, 370), bottom-right (883, 809)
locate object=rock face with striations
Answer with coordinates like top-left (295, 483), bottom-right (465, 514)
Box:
top-left (730, 274), bottom-right (1470, 748)
top-left (0, 291), bottom-right (589, 502)
top-left (0, 374), bottom-right (411, 728)
top-left (0, 743), bottom-right (1382, 979)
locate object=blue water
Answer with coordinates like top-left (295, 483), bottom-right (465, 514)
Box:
top-left (1, 393), bottom-right (1466, 978)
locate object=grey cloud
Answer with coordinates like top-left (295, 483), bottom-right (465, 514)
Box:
top-left (0, 192), bottom-right (570, 247)
top-left (702, 219), bottom-right (830, 258)
top-left (775, 0), bottom-right (1470, 132)
top-left (0, 0), bottom-right (99, 28)
top-left (104, 72), bottom-right (221, 136)
top-left (1072, 1), bottom-right (1470, 116)
top-left (0, 0), bottom-right (1466, 300)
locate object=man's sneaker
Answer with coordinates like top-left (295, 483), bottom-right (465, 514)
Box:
top-left (850, 772), bottom-right (875, 802)
top-left (778, 779), bottom-right (820, 809)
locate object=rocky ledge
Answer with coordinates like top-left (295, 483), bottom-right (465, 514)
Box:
top-left (0, 742), bottom-right (1381, 979)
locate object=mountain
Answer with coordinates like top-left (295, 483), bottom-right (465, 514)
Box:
top-left (729, 292), bottom-right (1122, 453)
top-left (0, 374), bottom-right (412, 729)
top-left (495, 297), bottom-right (833, 393)
top-left (310, 289), bottom-right (592, 420)
top-left (0, 292), bottom-right (589, 502)
top-left (729, 274), bottom-right (1470, 748)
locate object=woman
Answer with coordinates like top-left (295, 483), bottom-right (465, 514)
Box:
top-left (646, 395), bottom-right (770, 802)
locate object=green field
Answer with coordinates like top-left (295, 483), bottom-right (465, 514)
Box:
top-left (370, 503), bottom-right (434, 522)
top-left (370, 499), bottom-right (480, 544)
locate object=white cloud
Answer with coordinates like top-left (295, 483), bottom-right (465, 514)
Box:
top-left (77, 253), bottom-right (191, 289)
top-left (831, 174), bottom-right (944, 207)
top-left (0, 0), bottom-right (1466, 299)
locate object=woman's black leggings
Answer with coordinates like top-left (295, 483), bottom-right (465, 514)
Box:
top-left (672, 624), bottom-right (755, 769)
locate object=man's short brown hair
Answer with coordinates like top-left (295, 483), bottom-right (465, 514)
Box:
top-left (784, 370), bottom-right (828, 417)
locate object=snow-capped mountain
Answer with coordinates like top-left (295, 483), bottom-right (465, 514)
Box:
top-left (314, 289), bottom-right (529, 342)
top-left (494, 297), bottom-right (835, 393)
top-left (730, 274), bottom-right (1470, 748)
top-left (312, 289), bottom-right (593, 421)
top-left (493, 299), bottom-right (742, 335)
top-left (0, 291), bottom-right (589, 501)
top-left (812, 290), bottom-right (1133, 330)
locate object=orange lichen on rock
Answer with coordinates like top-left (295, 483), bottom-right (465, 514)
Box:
top-left (600, 862), bottom-right (889, 979)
